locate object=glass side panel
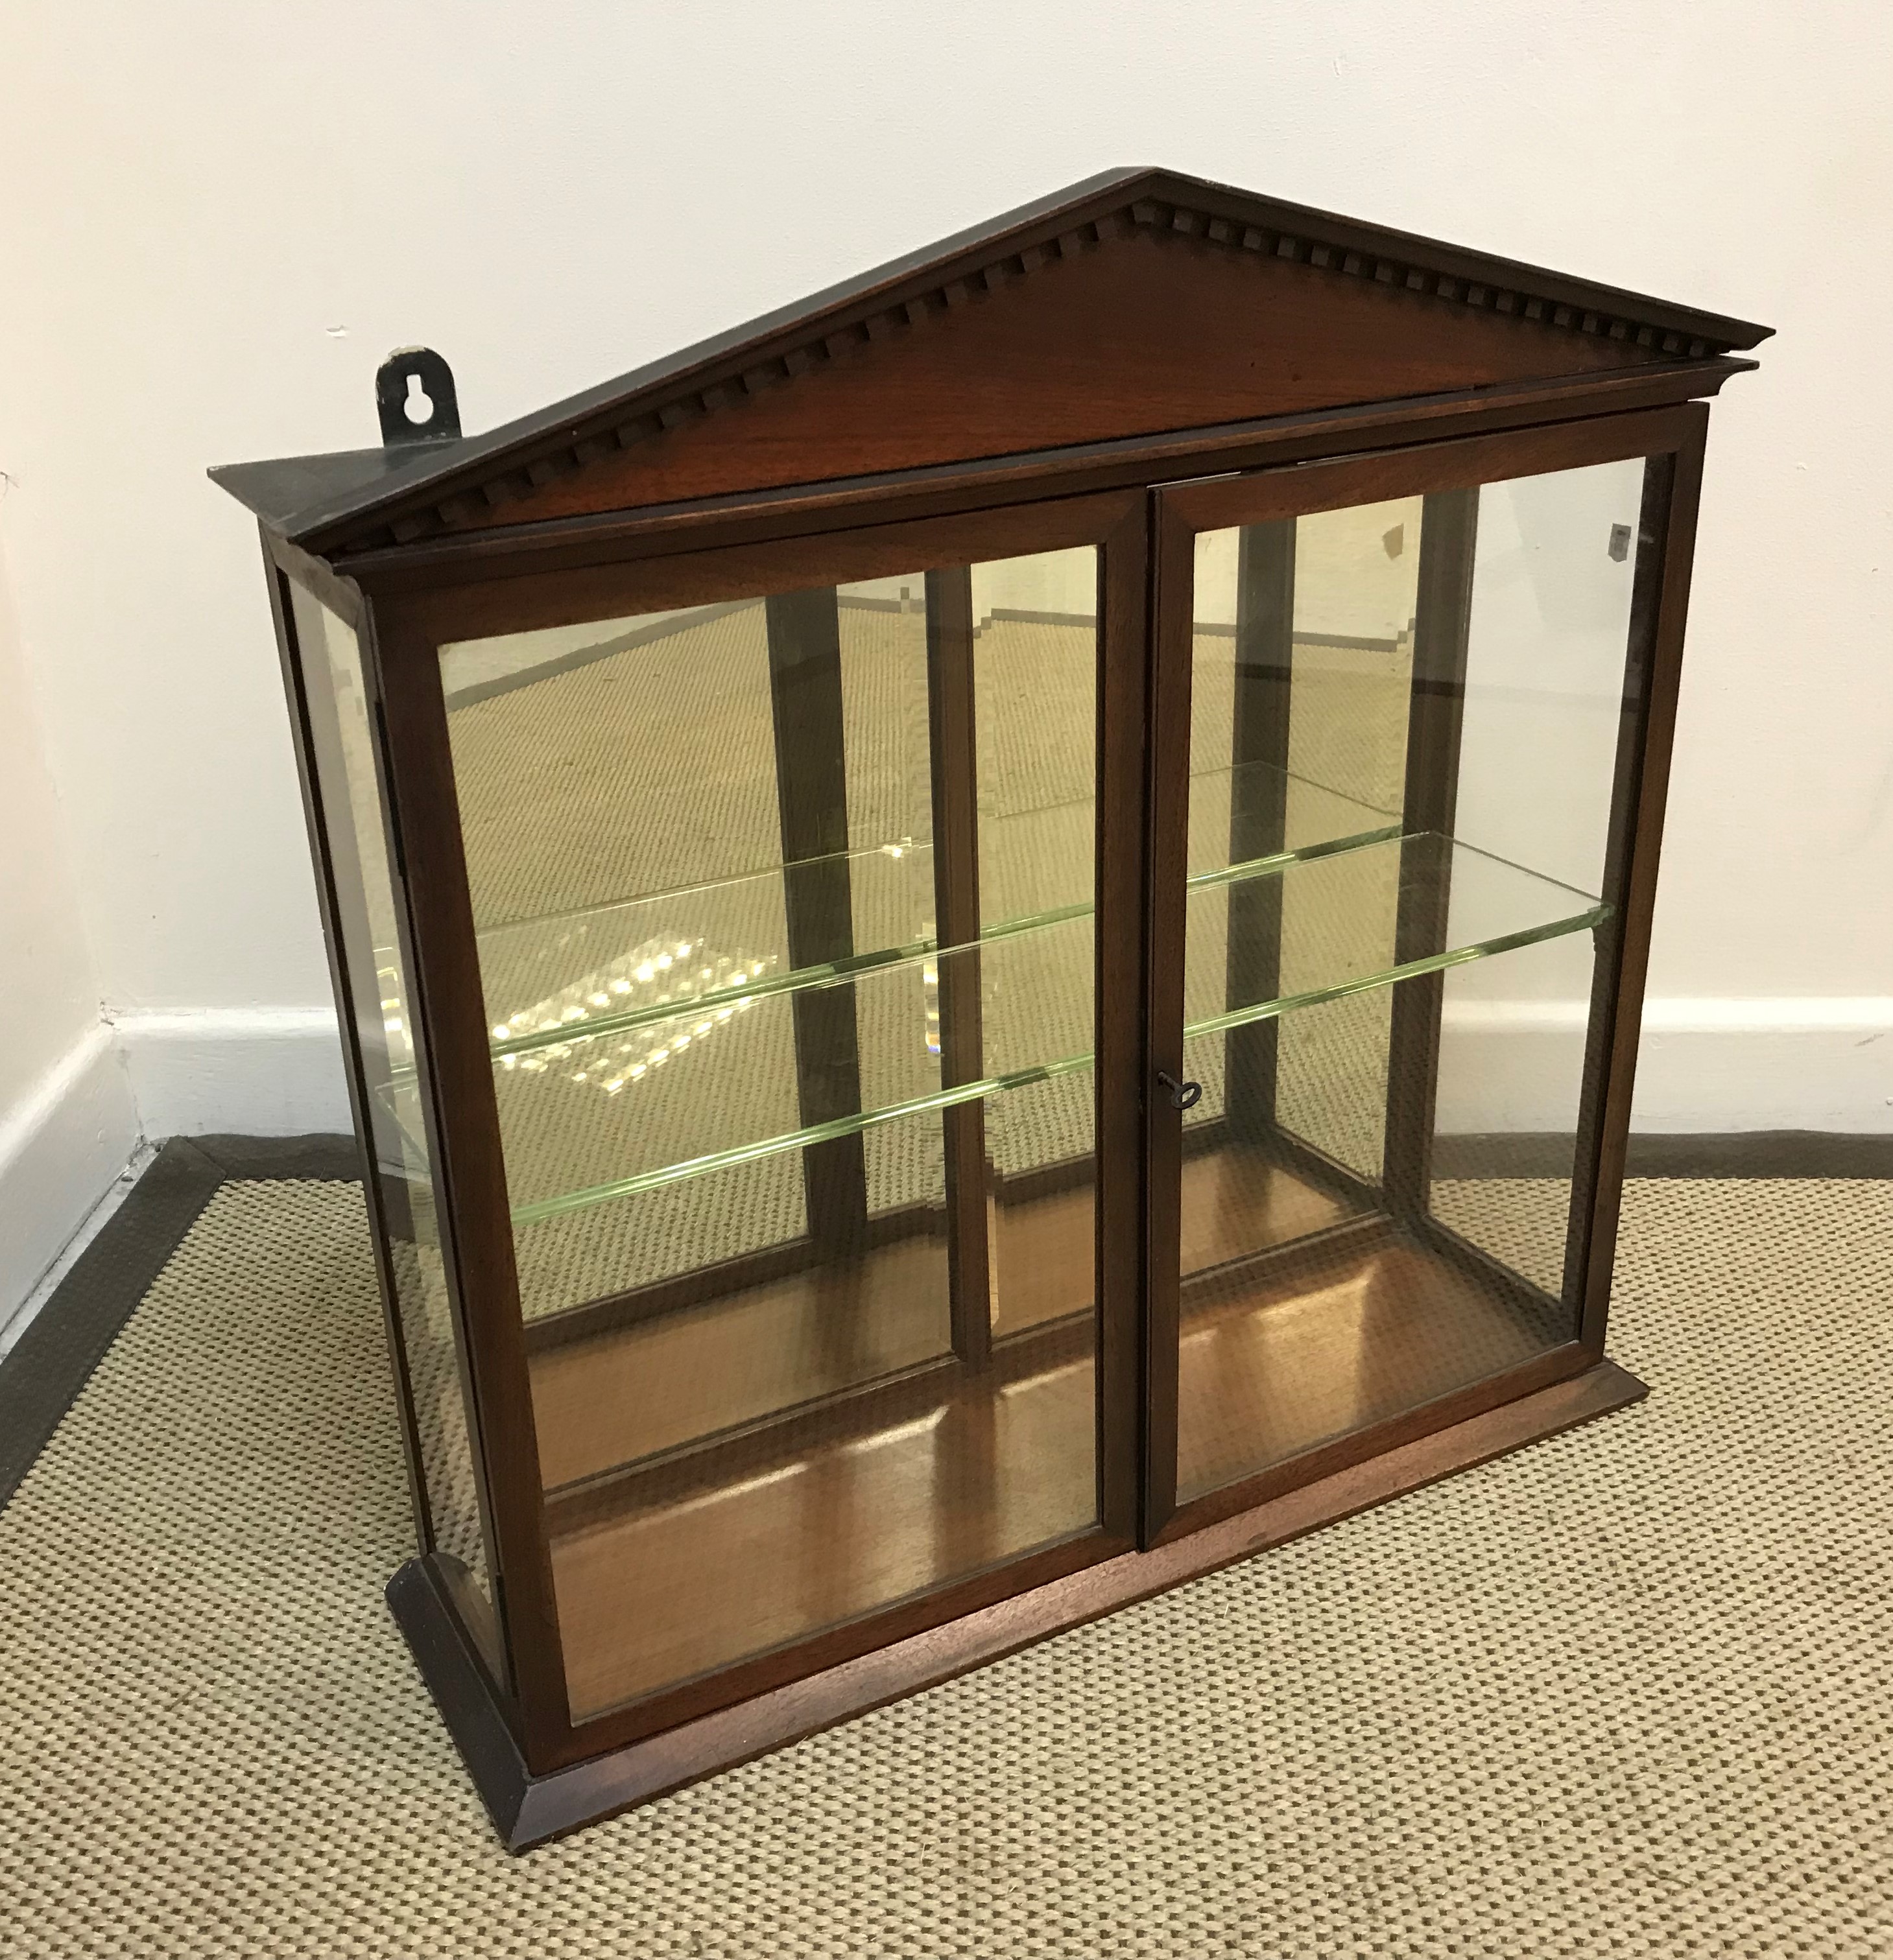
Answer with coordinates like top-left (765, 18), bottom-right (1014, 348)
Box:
top-left (440, 549), bottom-right (1103, 1720)
top-left (288, 584), bottom-right (496, 1620)
top-left (1431, 929), bottom-right (1597, 1300)
top-left (1426, 455), bottom-right (1650, 1297)
top-left (1452, 458), bottom-right (1647, 896)
top-left (1174, 460), bottom-right (1651, 1504)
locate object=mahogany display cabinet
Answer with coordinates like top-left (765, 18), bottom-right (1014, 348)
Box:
top-left (212, 167), bottom-right (1767, 1847)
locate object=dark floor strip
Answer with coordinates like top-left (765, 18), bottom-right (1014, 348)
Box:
top-left (0, 1138), bottom-right (226, 1507)
top-left (1628, 1130), bottom-right (1893, 1179)
top-left (1, 1133), bottom-right (361, 1511)
top-left (1434, 1130), bottom-right (1893, 1180)
top-left (188, 1132), bottom-right (361, 1182)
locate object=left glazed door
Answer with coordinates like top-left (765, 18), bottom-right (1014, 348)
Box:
top-left (384, 492), bottom-right (1147, 1733)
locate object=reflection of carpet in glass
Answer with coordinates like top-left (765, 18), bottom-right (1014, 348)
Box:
top-left (491, 934), bottom-right (778, 1100)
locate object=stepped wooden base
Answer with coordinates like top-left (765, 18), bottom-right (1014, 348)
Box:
top-left (389, 1355), bottom-right (1647, 1852)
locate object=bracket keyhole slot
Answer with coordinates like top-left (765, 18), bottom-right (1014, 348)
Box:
top-left (375, 347), bottom-right (462, 447)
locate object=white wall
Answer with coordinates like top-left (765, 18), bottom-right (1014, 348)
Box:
top-left (0, 537), bottom-right (139, 1324)
top-left (0, 1), bottom-right (1887, 1137)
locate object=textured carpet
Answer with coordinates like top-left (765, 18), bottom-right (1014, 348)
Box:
top-left (3, 1173), bottom-right (1890, 1955)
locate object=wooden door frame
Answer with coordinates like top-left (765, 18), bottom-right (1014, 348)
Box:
top-left (359, 486), bottom-right (1149, 1773)
top-left (1141, 401), bottom-right (1708, 1543)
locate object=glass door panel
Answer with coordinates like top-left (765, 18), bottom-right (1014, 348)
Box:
top-left (436, 544), bottom-right (1106, 1720)
top-left (1161, 453), bottom-right (1654, 1511)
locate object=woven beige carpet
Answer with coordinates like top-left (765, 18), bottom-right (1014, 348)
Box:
top-left (2, 1175), bottom-right (1890, 1956)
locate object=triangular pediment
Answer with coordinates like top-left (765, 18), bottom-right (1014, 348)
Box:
top-left (213, 168), bottom-right (1769, 554)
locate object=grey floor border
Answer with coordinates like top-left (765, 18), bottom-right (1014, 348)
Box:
top-left (0, 1133), bottom-right (359, 1511)
top-left (1625, 1129), bottom-right (1893, 1178)
top-left (1, 1124), bottom-right (1885, 1516)
top-left (1436, 1129), bottom-right (1893, 1180)
top-left (186, 1131), bottom-right (363, 1183)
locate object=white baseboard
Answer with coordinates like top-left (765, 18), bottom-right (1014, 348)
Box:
top-left (1438, 996), bottom-right (1893, 1135)
top-left (113, 1006), bottom-right (350, 1140)
top-left (73, 993), bottom-right (1893, 1189)
top-left (0, 1020), bottom-right (143, 1327)
top-left (1635, 997), bottom-right (1893, 1133)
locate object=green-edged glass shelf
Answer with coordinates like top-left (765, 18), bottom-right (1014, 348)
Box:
top-left (469, 756), bottom-right (1401, 1063)
top-left (438, 825), bottom-right (1607, 1230)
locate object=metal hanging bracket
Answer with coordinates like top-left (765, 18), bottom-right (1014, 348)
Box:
top-left (376, 348), bottom-right (461, 447)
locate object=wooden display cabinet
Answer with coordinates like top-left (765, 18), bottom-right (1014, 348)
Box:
top-left (212, 167), bottom-right (1767, 1847)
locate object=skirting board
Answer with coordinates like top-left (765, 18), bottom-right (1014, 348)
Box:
top-left (0, 1021), bottom-right (141, 1329)
top-left (112, 1008), bottom-right (352, 1139)
top-left (107, 997), bottom-right (1893, 1142)
top-left (1425, 995), bottom-right (1892, 1135)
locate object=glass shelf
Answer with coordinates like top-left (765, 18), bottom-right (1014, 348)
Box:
top-left (477, 827), bottom-right (1606, 1229)
top-left (473, 756), bottom-right (1399, 1065)
top-left (492, 904), bottom-right (1096, 1220)
top-left (510, 1052), bottom-right (1096, 1225)
top-left (1182, 829), bottom-right (1608, 1037)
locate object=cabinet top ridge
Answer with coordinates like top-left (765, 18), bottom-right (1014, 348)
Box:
top-left (210, 165), bottom-right (1770, 558)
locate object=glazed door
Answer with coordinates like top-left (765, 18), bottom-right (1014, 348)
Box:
top-left (390, 491), bottom-right (1146, 1741)
top-left (1142, 410), bottom-right (1698, 1539)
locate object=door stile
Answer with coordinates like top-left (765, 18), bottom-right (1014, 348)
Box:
top-left (1137, 494), bottom-right (1198, 1543)
top-left (1095, 497), bottom-right (1155, 1544)
top-left (366, 591), bottom-right (576, 1769)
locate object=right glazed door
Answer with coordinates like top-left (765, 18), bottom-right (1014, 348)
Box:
top-left (1143, 414), bottom-right (1692, 1536)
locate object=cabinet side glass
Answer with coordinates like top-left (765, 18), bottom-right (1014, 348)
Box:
top-left (283, 576), bottom-right (503, 1649)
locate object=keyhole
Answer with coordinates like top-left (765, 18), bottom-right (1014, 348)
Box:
top-left (403, 372), bottom-right (435, 427)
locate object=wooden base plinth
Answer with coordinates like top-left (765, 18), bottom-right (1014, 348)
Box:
top-left (389, 1355), bottom-right (1647, 1852)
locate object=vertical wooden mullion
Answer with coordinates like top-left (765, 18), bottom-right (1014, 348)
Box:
top-left (924, 566), bottom-right (992, 1369)
top-left (1137, 496), bottom-right (1197, 1544)
top-left (1224, 519), bottom-right (1297, 1143)
top-left (1574, 414), bottom-right (1708, 1351)
top-left (367, 591), bottom-right (571, 1767)
top-left (765, 589), bottom-right (870, 1255)
top-left (1094, 499), bottom-right (1153, 1546)
top-left (1383, 487), bottom-right (1479, 1224)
